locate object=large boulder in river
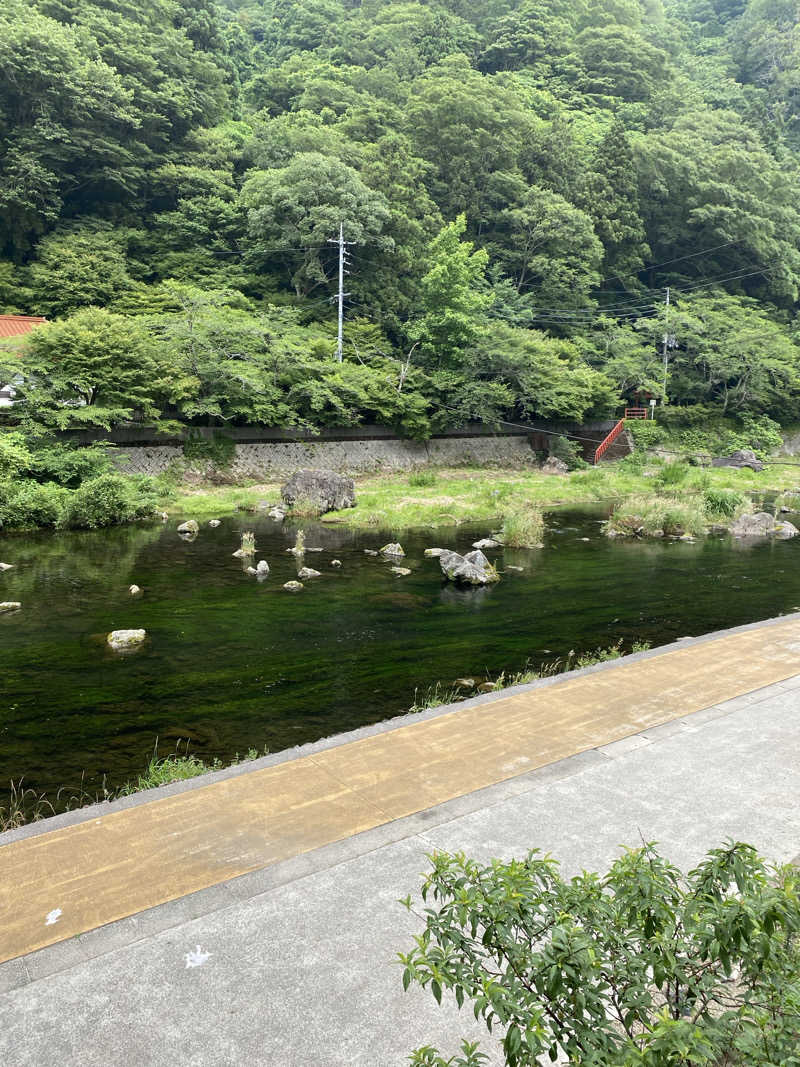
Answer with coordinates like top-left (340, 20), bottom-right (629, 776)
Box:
top-left (730, 512), bottom-right (798, 539)
top-left (438, 549), bottom-right (500, 586)
top-left (0, 601), bottom-right (21, 613)
top-left (712, 449), bottom-right (764, 472)
top-left (177, 520), bottom-right (199, 535)
top-left (280, 469), bottom-right (356, 514)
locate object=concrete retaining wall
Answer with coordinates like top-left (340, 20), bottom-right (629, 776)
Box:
top-left (114, 434), bottom-right (539, 478)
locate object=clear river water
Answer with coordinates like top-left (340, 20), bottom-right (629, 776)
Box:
top-left (2, 504), bottom-right (799, 809)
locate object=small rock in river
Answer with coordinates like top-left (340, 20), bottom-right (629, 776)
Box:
top-left (505, 565), bottom-right (524, 571)
top-left (283, 581), bottom-right (304, 591)
top-left (454, 677), bottom-right (477, 689)
top-left (107, 629), bottom-right (146, 651)
top-left (246, 566), bottom-right (258, 575)
top-left (380, 542), bottom-right (405, 557)
top-left (424, 548), bottom-right (445, 558)
top-left (129, 584), bottom-right (141, 595)
top-left (0, 601), bottom-right (21, 613)
top-left (478, 682), bottom-right (498, 693)
top-left (0, 562), bottom-right (13, 571)
top-left (297, 567), bottom-right (321, 580)
top-left (177, 520), bottom-right (199, 535)
top-left (268, 508), bottom-right (286, 521)
top-left (256, 560), bottom-right (270, 575)
top-left (472, 539), bottom-right (500, 550)
top-left (364, 549), bottom-right (378, 556)
top-left (208, 519), bottom-right (221, 527)
top-left (330, 559), bottom-right (342, 567)
top-left (391, 566), bottom-right (411, 577)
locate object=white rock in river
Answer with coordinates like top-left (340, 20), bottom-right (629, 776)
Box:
top-left (330, 559), bottom-right (342, 567)
top-left (0, 601), bottom-right (21, 613)
top-left (0, 563), bottom-right (13, 571)
top-left (391, 566), bottom-right (411, 576)
top-left (245, 566), bottom-right (258, 575)
top-left (256, 559), bottom-right (270, 575)
top-left (129, 584), bottom-right (141, 595)
top-left (177, 520), bottom-right (199, 535)
top-left (424, 548), bottom-right (445, 558)
top-left (283, 581), bottom-right (304, 591)
top-left (472, 538), bottom-right (500, 550)
top-left (208, 519), bottom-right (221, 527)
top-left (268, 508), bottom-right (286, 521)
top-left (297, 566), bottom-right (321, 579)
top-left (107, 629), bottom-right (146, 651)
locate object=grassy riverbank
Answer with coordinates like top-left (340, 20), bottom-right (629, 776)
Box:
top-left (162, 460), bottom-right (800, 529)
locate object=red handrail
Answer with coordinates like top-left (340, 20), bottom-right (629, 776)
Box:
top-left (594, 419), bottom-right (625, 465)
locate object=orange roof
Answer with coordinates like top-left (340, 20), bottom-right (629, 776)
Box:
top-left (0, 315), bottom-right (47, 338)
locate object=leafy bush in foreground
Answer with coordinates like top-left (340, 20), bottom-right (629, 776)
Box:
top-left (401, 842), bottom-right (800, 1067)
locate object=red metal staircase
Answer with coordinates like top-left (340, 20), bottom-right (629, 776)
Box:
top-left (593, 409), bottom-right (647, 465)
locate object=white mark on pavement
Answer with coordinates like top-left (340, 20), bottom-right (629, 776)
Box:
top-left (184, 945), bottom-right (212, 969)
top-left (45, 908), bottom-right (62, 926)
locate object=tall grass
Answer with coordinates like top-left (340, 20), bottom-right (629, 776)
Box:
top-left (499, 503), bottom-right (544, 547)
top-left (606, 494), bottom-right (707, 537)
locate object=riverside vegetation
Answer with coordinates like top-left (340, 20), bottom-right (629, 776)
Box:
top-left (5, 0), bottom-right (800, 531)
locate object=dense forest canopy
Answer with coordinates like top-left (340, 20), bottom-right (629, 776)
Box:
top-left (3, 0), bottom-right (800, 435)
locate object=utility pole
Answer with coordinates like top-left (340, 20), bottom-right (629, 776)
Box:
top-left (328, 222), bottom-right (352, 363)
top-left (661, 286), bottom-right (670, 405)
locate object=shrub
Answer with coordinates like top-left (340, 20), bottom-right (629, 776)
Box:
top-left (60, 473), bottom-right (157, 529)
top-left (0, 431), bottom-right (32, 478)
top-left (704, 487), bottom-right (747, 520)
top-left (27, 443), bottom-right (113, 488)
top-left (499, 504), bottom-right (544, 547)
top-left (655, 460), bottom-right (690, 487)
top-left (627, 419), bottom-right (664, 451)
top-left (408, 469), bottom-right (437, 487)
top-left (548, 435), bottom-right (588, 470)
top-left (0, 480), bottom-right (67, 528)
top-left (401, 842), bottom-right (800, 1067)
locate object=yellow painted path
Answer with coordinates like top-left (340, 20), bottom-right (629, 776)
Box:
top-left (3, 618), bottom-right (800, 965)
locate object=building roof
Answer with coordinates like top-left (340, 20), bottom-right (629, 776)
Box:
top-left (0, 315), bottom-right (47, 338)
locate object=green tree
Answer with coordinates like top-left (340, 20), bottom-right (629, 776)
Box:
top-left (580, 122), bottom-right (651, 284)
top-left (401, 842), bottom-right (800, 1066)
top-left (20, 308), bottom-right (163, 429)
top-left (240, 152), bottom-right (393, 295)
top-left (409, 216), bottom-right (491, 368)
top-left (25, 224), bottom-right (135, 317)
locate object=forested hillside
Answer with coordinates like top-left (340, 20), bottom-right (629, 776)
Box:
top-left (3, 0), bottom-right (800, 437)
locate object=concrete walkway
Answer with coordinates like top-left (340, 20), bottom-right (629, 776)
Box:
top-left (1, 616), bottom-right (800, 1065)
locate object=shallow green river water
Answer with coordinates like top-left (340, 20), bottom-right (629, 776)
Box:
top-left (2, 506), bottom-right (799, 806)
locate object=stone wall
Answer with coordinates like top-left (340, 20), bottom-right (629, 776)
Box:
top-left (113, 434), bottom-right (540, 478)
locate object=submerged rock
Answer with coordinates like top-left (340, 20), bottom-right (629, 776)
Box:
top-left (129, 584), bottom-right (141, 595)
top-left (231, 548), bottom-right (248, 558)
top-left (364, 549), bottom-right (378, 556)
top-left (472, 538), bottom-right (500, 550)
top-left (177, 520), bottom-right (199, 535)
top-left (268, 507), bottom-right (286, 521)
top-left (283, 580), bottom-right (304, 591)
top-left (505, 565), bottom-right (524, 572)
top-left (297, 566), bottom-right (321, 579)
top-left (0, 562), bottom-right (13, 571)
top-left (438, 549), bottom-right (500, 586)
top-left (330, 559), bottom-right (342, 567)
top-left (208, 519), bottom-right (221, 528)
top-left (454, 677), bottom-right (477, 689)
top-left (0, 601), bottom-right (21, 613)
top-left (281, 469), bottom-right (356, 514)
top-left (107, 629), bottom-right (146, 651)
top-left (245, 566), bottom-right (258, 575)
top-left (712, 449), bottom-right (764, 472)
top-left (256, 559), bottom-right (270, 575)
top-left (380, 542), bottom-right (405, 557)
top-left (391, 566), bottom-right (411, 577)
top-left (424, 548), bottom-right (445, 558)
